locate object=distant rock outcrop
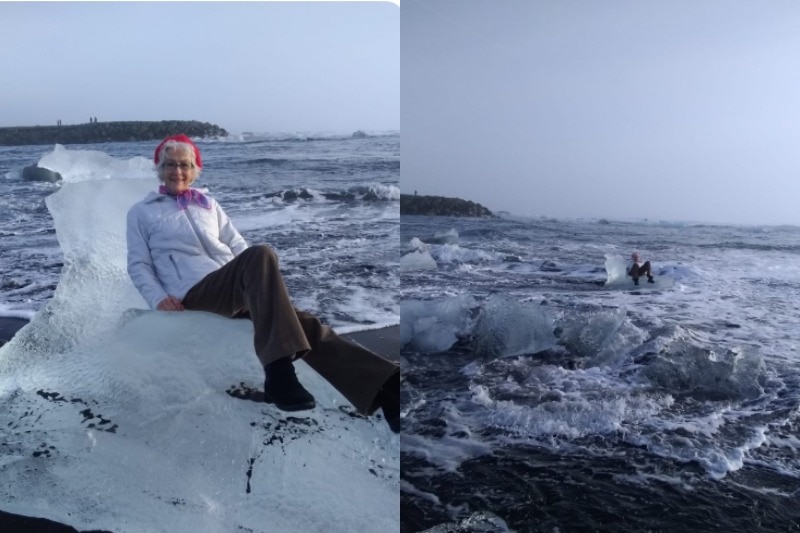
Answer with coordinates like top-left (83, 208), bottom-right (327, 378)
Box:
top-left (400, 194), bottom-right (494, 217)
top-left (0, 120), bottom-right (228, 147)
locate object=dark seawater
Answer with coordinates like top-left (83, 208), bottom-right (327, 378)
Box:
top-left (400, 214), bottom-right (800, 532)
top-left (0, 132), bottom-right (400, 331)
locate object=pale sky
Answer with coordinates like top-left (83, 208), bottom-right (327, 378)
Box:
top-left (1, 1), bottom-right (399, 134)
top-left (402, 0), bottom-right (800, 225)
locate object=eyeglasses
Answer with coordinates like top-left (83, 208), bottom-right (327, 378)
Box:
top-left (164, 162), bottom-right (195, 172)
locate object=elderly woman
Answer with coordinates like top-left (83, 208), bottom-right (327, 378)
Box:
top-left (627, 252), bottom-right (654, 285)
top-left (126, 134), bottom-right (400, 432)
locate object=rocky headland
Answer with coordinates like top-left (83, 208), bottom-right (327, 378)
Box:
top-left (400, 194), bottom-right (494, 217)
top-left (0, 120), bottom-right (227, 146)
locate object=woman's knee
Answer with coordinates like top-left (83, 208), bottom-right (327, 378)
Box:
top-left (242, 244), bottom-right (278, 264)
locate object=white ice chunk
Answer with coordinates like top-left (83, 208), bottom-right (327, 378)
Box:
top-left (473, 295), bottom-right (556, 358)
top-left (38, 144), bottom-right (153, 182)
top-left (604, 253), bottom-right (629, 284)
top-left (400, 249), bottom-right (437, 272)
top-left (400, 294), bottom-right (477, 353)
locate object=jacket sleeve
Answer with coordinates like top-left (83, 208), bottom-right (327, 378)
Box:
top-left (215, 202), bottom-right (249, 255)
top-left (126, 205), bottom-right (169, 310)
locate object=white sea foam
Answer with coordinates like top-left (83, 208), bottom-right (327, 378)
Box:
top-left (0, 304), bottom-right (35, 320)
top-left (401, 215), bottom-right (800, 487)
top-left (407, 234), bottom-right (496, 265)
top-left (432, 243), bottom-right (495, 264)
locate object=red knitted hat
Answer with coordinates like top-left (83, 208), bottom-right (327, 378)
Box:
top-left (154, 134), bottom-right (203, 168)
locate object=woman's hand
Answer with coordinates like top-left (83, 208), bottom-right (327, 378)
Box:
top-left (157, 295), bottom-right (184, 311)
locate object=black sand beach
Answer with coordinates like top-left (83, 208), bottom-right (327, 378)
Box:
top-left (0, 317), bottom-right (399, 532)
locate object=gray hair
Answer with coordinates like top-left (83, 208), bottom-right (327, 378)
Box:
top-left (155, 141), bottom-right (202, 182)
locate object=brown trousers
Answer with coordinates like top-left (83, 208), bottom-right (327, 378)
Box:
top-left (629, 260), bottom-right (652, 280)
top-left (182, 245), bottom-right (399, 415)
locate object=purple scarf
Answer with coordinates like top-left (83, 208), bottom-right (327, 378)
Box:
top-left (159, 185), bottom-right (211, 210)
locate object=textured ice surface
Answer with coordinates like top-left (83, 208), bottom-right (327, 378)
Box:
top-left (0, 173), bottom-right (398, 532)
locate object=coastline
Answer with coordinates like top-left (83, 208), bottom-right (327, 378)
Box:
top-left (0, 120), bottom-right (227, 146)
top-left (400, 193), bottom-right (494, 217)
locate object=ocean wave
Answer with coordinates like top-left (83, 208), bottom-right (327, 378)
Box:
top-left (217, 131), bottom-right (400, 143)
top-left (401, 213), bottom-right (800, 532)
top-left (224, 156), bottom-right (400, 176)
top-left (263, 184), bottom-right (400, 204)
top-left (699, 241), bottom-right (800, 253)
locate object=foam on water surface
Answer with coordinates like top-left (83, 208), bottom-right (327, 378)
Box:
top-left (400, 216), bottom-right (800, 525)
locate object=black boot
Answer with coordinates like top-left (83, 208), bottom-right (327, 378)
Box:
top-left (633, 277), bottom-right (639, 286)
top-left (375, 372), bottom-right (400, 433)
top-left (263, 356), bottom-right (316, 411)
top-left (647, 275), bottom-right (654, 283)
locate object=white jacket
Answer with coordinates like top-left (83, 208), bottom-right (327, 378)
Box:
top-left (126, 191), bottom-right (249, 309)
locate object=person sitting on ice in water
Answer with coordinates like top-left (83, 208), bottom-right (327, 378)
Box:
top-left (627, 252), bottom-right (654, 285)
top-left (126, 134), bottom-right (400, 433)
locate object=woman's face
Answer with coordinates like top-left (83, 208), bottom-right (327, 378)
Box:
top-left (161, 147), bottom-right (197, 195)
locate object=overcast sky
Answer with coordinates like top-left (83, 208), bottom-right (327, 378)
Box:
top-left (1, 1), bottom-right (398, 135)
top-left (402, 0), bottom-right (800, 225)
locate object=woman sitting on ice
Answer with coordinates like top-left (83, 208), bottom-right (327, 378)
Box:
top-left (126, 134), bottom-right (400, 432)
top-left (628, 252), bottom-right (654, 285)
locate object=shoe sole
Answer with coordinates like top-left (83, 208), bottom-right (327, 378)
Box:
top-left (263, 392), bottom-right (316, 411)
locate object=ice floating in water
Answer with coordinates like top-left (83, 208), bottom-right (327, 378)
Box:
top-left (404, 235), bottom-right (494, 268)
top-left (401, 237), bottom-right (437, 271)
top-left (401, 249), bottom-right (437, 272)
top-left (408, 236), bottom-right (428, 252)
top-left (637, 325), bottom-right (765, 401)
top-left (603, 253), bottom-right (676, 290)
top-left (557, 308), bottom-right (648, 367)
top-left (605, 253), bottom-right (630, 284)
top-left (401, 293), bottom-right (556, 358)
top-left (472, 295), bottom-right (556, 358)
top-left (0, 148), bottom-right (398, 532)
top-left (39, 144), bottom-right (153, 183)
top-left (401, 294), bottom-right (478, 353)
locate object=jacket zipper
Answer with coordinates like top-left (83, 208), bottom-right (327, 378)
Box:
top-left (169, 254), bottom-right (183, 279)
top-left (183, 208), bottom-right (227, 267)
